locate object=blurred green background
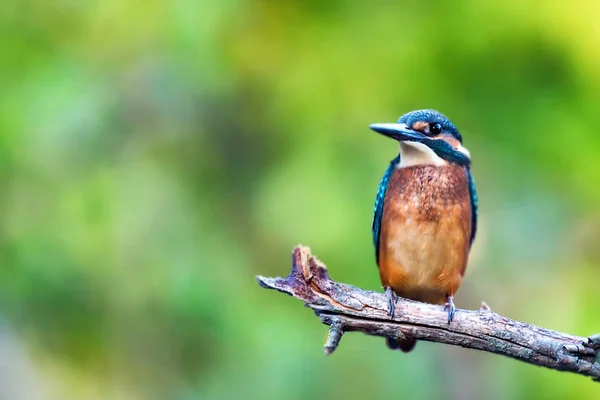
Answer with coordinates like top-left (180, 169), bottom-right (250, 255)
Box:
top-left (1, 1), bottom-right (600, 399)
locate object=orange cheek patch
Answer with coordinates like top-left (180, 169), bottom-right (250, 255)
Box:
top-left (411, 121), bottom-right (429, 132)
top-left (436, 134), bottom-right (461, 149)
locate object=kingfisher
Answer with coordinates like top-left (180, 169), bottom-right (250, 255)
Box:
top-left (370, 109), bottom-right (478, 352)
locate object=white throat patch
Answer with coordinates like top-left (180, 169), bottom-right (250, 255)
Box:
top-left (398, 141), bottom-right (447, 167)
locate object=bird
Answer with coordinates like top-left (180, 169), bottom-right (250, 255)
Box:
top-left (370, 109), bottom-right (478, 353)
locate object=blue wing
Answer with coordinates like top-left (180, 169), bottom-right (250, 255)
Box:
top-left (372, 155), bottom-right (400, 264)
top-left (467, 169), bottom-right (478, 246)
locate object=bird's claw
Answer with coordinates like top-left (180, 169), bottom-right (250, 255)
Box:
top-left (444, 295), bottom-right (456, 324)
top-left (385, 286), bottom-right (398, 319)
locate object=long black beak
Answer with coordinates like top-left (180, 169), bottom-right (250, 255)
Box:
top-left (369, 123), bottom-right (428, 142)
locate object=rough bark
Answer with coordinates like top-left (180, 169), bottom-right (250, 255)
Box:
top-left (256, 246), bottom-right (600, 382)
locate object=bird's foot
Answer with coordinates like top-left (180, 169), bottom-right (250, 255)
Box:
top-left (385, 286), bottom-right (398, 319)
top-left (444, 295), bottom-right (456, 324)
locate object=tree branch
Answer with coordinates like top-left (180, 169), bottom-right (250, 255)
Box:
top-left (256, 246), bottom-right (600, 382)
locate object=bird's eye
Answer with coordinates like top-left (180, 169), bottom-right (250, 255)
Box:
top-left (430, 123), bottom-right (442, 135)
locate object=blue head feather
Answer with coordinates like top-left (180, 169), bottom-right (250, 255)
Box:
top-left (398, 109), bottom-right (462, 142)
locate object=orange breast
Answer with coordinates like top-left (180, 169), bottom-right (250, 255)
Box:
top-left (378, 164), bottom-right (472, 305)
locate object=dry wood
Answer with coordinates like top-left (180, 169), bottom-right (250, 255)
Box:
top-left (256, 246), bottom-right (600, 382)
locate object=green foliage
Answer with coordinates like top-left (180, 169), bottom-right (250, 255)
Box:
top-left (1, 1), bottom-right (600, 399)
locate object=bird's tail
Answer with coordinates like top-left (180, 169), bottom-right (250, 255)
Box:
top-left (386, 337), bottom-right (417, 353)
